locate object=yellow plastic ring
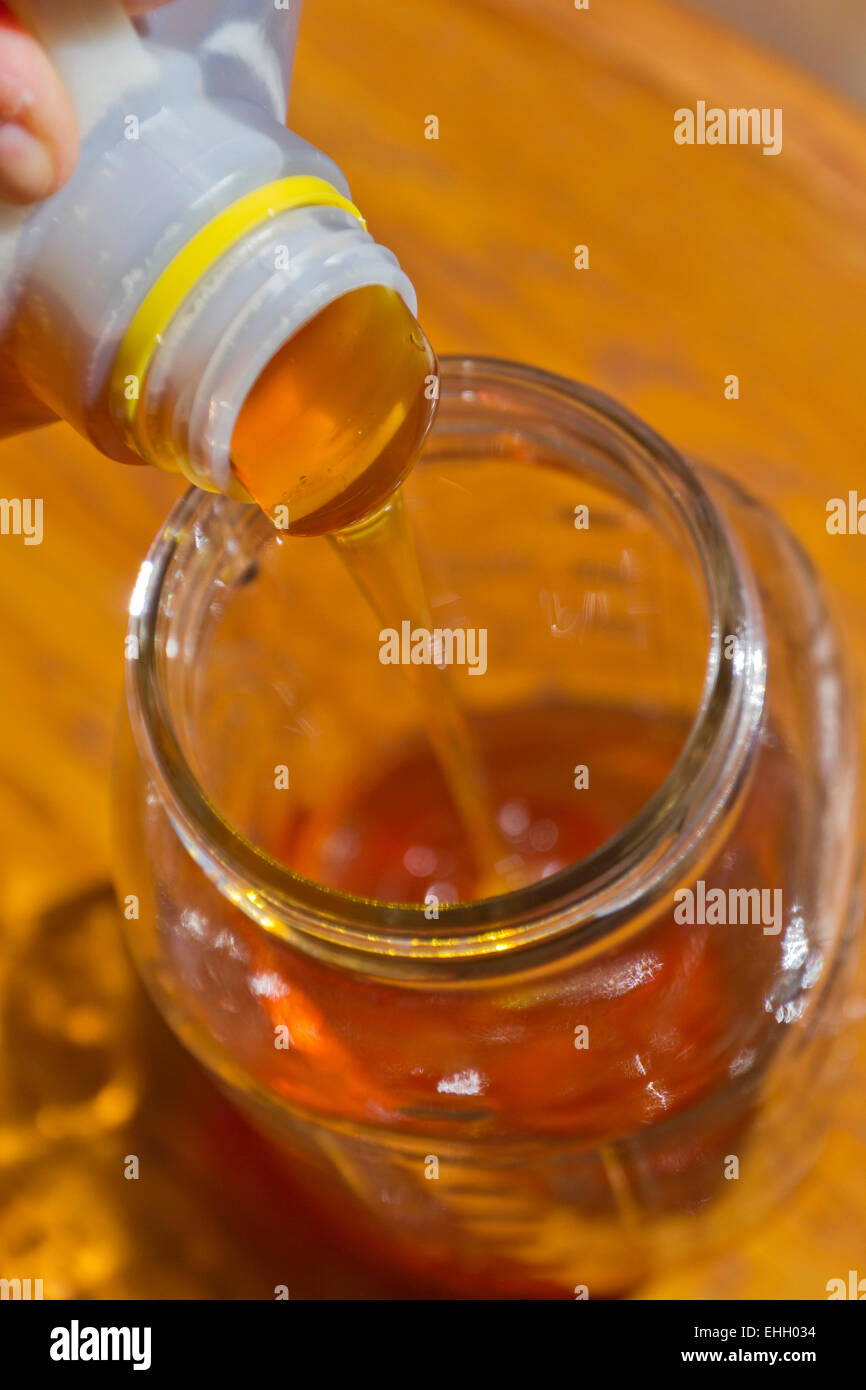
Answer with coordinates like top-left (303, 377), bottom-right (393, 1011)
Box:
top-left (112, 174), bottom-right (367, 438)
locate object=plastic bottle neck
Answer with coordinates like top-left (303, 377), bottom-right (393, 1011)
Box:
top-left (123, 191), bottom-right (419, 498)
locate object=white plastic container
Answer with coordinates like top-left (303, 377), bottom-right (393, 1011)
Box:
top-left (0, 0), bottom-right (420, 496)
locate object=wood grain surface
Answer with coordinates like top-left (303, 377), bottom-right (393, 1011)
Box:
top-left (0, 0), bottom-right (864, 1299)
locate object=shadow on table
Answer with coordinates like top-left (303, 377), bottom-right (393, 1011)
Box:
top-left (0, 883), bottom-right (437, 1299)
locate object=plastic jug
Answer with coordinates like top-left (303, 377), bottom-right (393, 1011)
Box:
top-left (0, 0), bottom-right (434, 526)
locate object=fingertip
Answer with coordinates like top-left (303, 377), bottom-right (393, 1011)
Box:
top-left (0, 24), bottom-right (79, 203)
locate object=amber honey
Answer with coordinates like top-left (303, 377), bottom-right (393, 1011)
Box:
top-left (230, 285), bottom-right (436, 536)
top-left (240, 701), bottom-right (789, 1296)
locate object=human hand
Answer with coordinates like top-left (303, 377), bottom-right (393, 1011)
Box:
top-left (0, 0), bottom-right (172, 204)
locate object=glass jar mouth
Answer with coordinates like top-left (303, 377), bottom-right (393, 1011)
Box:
top-left (125, 357), bottom-right (766, 974)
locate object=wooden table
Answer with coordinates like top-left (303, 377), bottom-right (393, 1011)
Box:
top-left (1, 0), bottom-right (864, 1299)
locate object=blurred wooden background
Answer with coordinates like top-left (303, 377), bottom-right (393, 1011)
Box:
top-left (695, 0), bottom-right (866, 109)
top-left (1, 0), bottom-right (865, 1298)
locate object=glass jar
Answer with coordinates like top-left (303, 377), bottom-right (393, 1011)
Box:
top-left (114, 358), bottom-right (862, 1299)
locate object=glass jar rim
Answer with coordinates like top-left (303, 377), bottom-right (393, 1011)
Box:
top-left (125, 356), bottom-right (767, 978)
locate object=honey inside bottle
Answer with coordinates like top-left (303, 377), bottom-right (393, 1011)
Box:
top-left (230, 285), bottom-right (437, 535)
